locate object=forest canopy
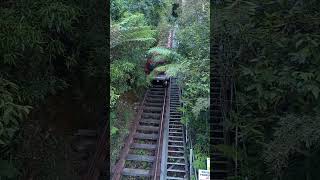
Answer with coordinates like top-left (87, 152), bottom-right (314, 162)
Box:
top-left (0, 0), bottom-right (106, 179)
top-left (213, 0), bottom-right (320, 179)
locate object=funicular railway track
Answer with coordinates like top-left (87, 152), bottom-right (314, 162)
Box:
top-left (112, 23), bottom-right (188, 179)
top-left (112, 84), bottom-right (167, 179)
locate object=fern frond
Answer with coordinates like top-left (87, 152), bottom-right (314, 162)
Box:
top-left (147, 47), bottom-right (183, 63)
top-left (111, 13), bottom-right (156, 48)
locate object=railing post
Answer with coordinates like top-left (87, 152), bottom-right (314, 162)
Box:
top-left (190, 148), bottom-right (193, 179)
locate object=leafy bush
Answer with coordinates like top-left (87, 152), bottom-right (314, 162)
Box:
top-left (0, 78), bottom-right (31, 146)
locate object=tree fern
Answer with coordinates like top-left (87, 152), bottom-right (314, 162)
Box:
top-left (0, 78), bottom-right (32, 146)
top-left (147, 47), bottom-right (183, 63)
top-left (111, 13), bottom-right (157, 48)
top-left (263, 114), bottom-right (320, 176)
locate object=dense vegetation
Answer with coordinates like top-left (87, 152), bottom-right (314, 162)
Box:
top-left (110, 0), bottom-right (172, 166)
top-left (213, 0), bottom-right (320, 179)
top-left (0, 0), bottom-right (105, 179)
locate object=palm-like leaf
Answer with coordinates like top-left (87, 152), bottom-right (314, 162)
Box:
top-left (111, 14), bottom-right (157, 48)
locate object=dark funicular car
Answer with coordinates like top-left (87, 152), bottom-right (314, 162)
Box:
top-left (152, 71), bottom-right (170, 87)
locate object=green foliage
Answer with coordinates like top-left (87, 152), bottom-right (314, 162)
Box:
top-left (111, 0), bottom-right (167, 26)
top-left (110, 0), bottom-right (172, 167)
top-left (0, 159), bottom-right (18, 179)
top-left (111, 13), bottom-right (157, 49)
top-left (193, 152), bottom-right (207, 170)
top-left (38, 2), bottom-right (80, 33)
top-left (147, 47), bottom-right (182, 63)
top-left (0, 78), bottom-right (31, 146)
top-left (110, 11), bottom-right (157, 106)
top-left (214, 144), bottom-right (243, 162)
top-left (111, 61), bottom-right (136, 94)
top-left (149, 1), bottom-right (211, 171)
top-left (213, 0), bottom-right (320, 178)
top-left (0, 0), bottom-right (107, 177)
top-left (0, 0), bottom-right (82, 104)
top-left (192, 98), bottom-right (209, 117)
top-left (111, 126), bottom-right (119, 136)
top-left (263, 114), bottom-right (320, 177)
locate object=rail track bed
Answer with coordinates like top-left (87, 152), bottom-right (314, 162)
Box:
top-left (112, 84), bottom-right (167, 180)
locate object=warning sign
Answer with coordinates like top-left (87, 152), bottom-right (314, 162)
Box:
top-left (198, 169), bottom-right (210, 180)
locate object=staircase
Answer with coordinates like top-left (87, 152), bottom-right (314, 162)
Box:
top-left (162, 78), bottom-right (188, 180)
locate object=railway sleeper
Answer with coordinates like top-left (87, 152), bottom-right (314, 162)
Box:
top-left (122, 168), bottom-right (151, 177)
top-left (137, 125), bottom-right (159, 132)
top-left (168, 152), bottom-right (185, 157)
top-left (149, 90), bottom-right (164, 94)
top-left (169, 124), bottom-right (182, 127)
top-left (168, 136), bottom-right (184, 140)
top-left (167, 170), bottom-right (187, 177)
top-left (142, 113), bottom-right (161, 119)
top-left (167, 164), bottom-right (186, 170)
top-left (170, 111), bottom-right (181, 113)
top-left (145, 102), bottom-right (163, 105)
top-left (169, 121), bottom-right (182, 124)
top-left (167, 162), bottom-right (186, 166)
top-left (170, 115), bottom-right (181, 118)
top-left (168, 150), bottom-right (184, 153)
top-left (139, 121), bottom-right (160, 126)
top-left (145, 98), bottom-right (164, 103)
top-left (136, 129), bottom-right (159, 135)
top-left (143, 107), bottom-right (162, 113)
top-left (170, 102), bottom-right (180, 104)
top-left (147, 94), bottom-right (164, 98)
top-left (169, 130), bottom-right (183, 134)
top-left (168, 145), bottom-right (184, 150)
top-left (131, 143), bottom-right (156, 150)
top-left (134, 133), bottom-right (159, 140)
top-left (166, 176), bottom-right (185, 180)
top-left (168, 147), bottom-right (184, 152)
top-left (167, 158), bottom-right (185, 164)
top-left (168, 142), bottom-right (184, 147)
top-left (139, 119), bottom-right (160, 125)
top-left (133, 138), bottom-right (157, 145)
top-left (169, 127), bottom-right (183, 131)
top-left (170, 117), bottom-right (181, 120)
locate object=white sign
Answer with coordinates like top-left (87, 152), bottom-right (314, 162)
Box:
top-left (207, 158), bottom-right (210, 170)
top-left (198, 169), bottom-right (210, 180)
